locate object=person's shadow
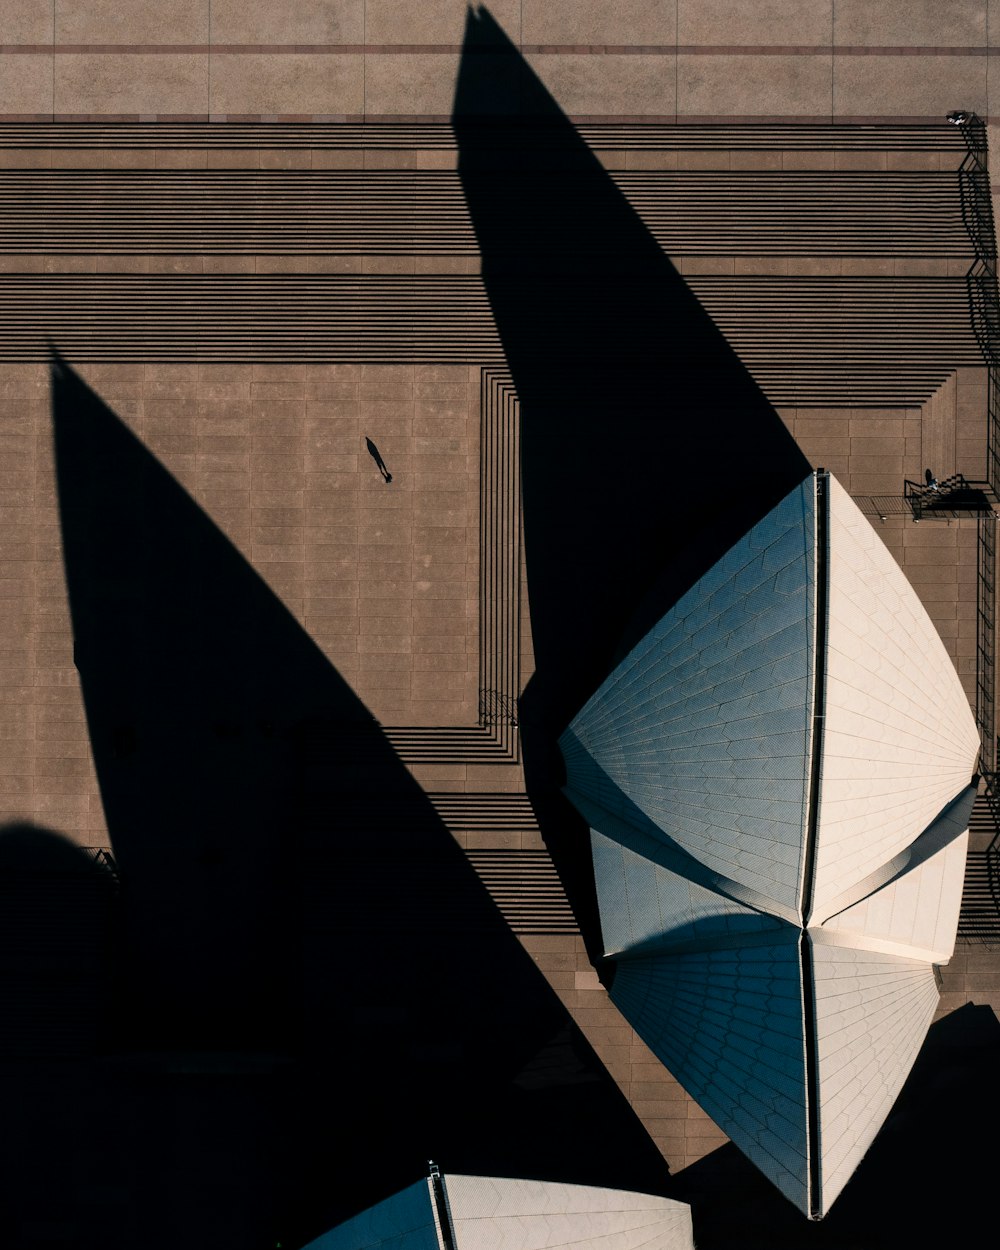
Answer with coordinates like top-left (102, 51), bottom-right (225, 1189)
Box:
top-left (365, 436), bottom-right (392, 482)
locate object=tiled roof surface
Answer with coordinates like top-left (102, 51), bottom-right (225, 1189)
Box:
top-left (303, 1176), bottom-right (695, 1250)
top-left (610, 939), bottom-right (808, 1213)
top-left (561, 470), bottom-right (981, 1218)
top-left (811, 942), bottom-right (940, 1209)
top-left (591, 829), bottom-right (783, 956)
top-left (445, 1175), bottom-right (694, 1250)
top-left (562, 479), bottom-right (815, 915)
top-left (813, 478), bottom-right (982, 917)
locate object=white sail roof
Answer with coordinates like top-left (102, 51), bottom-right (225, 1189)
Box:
top-left (561, 477), bottom-right (816, 919)
top-left (561, 470), bottom-right (979, 1218)
top-left (609, 936), bottom-right (809, 1214)
top-left (811, 940), bottom-right (940, 1211)
top-left (302, 1176), bottom-right (694, 1250)
top-left (812, 477), bottom-right (981, 917)
top-left (444, 1175), bottom-right (694, 1250)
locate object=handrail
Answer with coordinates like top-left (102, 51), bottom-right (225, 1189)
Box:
top-left (956, 117), bottom-right (1000, 773)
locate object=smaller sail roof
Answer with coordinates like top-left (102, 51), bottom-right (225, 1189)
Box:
top-left (302, 1175), bottom-right (694, 1250)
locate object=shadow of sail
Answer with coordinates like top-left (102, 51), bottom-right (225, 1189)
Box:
top-left (453, 6), bottom-right (811, 736)
top-left (49, 350), bottom-right (670, 1248)
top-left (453, 4), bottom-right (812, 957)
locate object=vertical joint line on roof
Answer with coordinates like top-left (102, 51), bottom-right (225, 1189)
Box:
top-left (800, 468), bottom-right (829, 1221)
top-left (430, 1170), bottom-right (458, 1250)
top-left (801, 469), bottom-right (829, 928)
top-left (800, 930), bottom-right (822, 1220)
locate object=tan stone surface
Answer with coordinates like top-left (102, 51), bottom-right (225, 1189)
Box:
top-left (833, 0), bottom-right (986, 47)
top-left (524, 0), bottom-right (675, 45)
top-left (678, 0), bottom-right (832, 46)
top-left (209, 52), bottom-right (364, 114)
top-left (834, 53), bottom-right (988, 116)
top-left (210, 0), bottom-right (364, 45)
top-left (54, 0), bottom-right (210, 44)
top-left (54, 53), bottom-right (208, 114)
top-left (4, 5), bottom-right (1000, 121)
top-left (677, 51), bottom-right (832, 115)
top-left (366, 0), bottom-right (521, 44)
top-left (0, 52), bottom-right (52, 114)
top-left (524, 52), bottom-right (676, 116)
top-left (364, 51), bottom-right (468, 116)
top-left (0, 361), bottom-right (486, 844)
top-left (0, 0), bottom-right (54, 42)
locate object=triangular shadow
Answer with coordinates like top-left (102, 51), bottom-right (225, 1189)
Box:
top-left (453, 5), bottom-right (812, 953)
top-left (49, 351), bottom-right (671, 1246)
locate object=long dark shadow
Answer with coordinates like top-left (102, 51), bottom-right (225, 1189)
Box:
top-left (48, 351), bottom-right (670, 1250)
top-left (453, 5), bottom-right (812, 953)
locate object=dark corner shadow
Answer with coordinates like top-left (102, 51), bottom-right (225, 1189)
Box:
top-left (453, 6), bottom-right (812, 954)
top-left (0, 823), bottom-right (124, 1248)
top-left (0, 822), bottom-right (118, 1060)
top-left (668, 1002), bottom-right (1000, 1248)
top-left (47, 351), bottom-right (670, 1249)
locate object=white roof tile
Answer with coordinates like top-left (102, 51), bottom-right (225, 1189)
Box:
top-left (562, 479), bottom-right (815, 916)
top-left (811, 941), bottom-right (940, 1211)
top-left (445, 1175), bottom-right (693, 1250)
top-left (302, 1177), bottom-right (694, 1250)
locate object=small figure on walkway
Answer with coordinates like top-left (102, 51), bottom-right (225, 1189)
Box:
top-left (365, 436), bottom-right (392, 483)
top-left (925, 468), bottom-right (941, 493)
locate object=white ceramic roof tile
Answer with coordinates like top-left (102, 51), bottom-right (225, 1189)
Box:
top-left (812, 478), bottom-right (980, 915)
top-left (561, 480), bottom-right (815, 915)
top-left (444, 1176), bottom-right (693, 1250)
top-left (819, 830), bottom-right (969, 962)
top-left (811, 941), bottom-right (940, 1214)
top-left (302, 1180), bottom-right (438, 1250)
top-left (609, 939), bottom-right (808, 1214)
top-left (591, 830), bottom-right (783, 955)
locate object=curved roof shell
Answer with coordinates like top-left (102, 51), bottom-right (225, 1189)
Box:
top-left (302, 1175), bottom-right (694, 1250)
top-left (561, 471), bottom-right (979, 1218)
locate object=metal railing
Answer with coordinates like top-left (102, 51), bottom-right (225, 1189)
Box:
top-left (957, 117), bottom-right (1000, 772)
top-left (902, 473), bottom-right (999, 520)
top-left (979, 516), bottom-right (997, 772)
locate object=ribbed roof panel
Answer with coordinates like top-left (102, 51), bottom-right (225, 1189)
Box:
top-left (811, 941), bottom-right (940, 1215)
top-left (444, 1175), bottom-right (694, 1250)
top-left (609, 939), bottom-right (808, 1214)
top-left (812, 479), bottom-right (981, 917)
top-left (562, 479), bottom-right (815, 915)
top-left (591, 830), bottom-right (783, 956)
